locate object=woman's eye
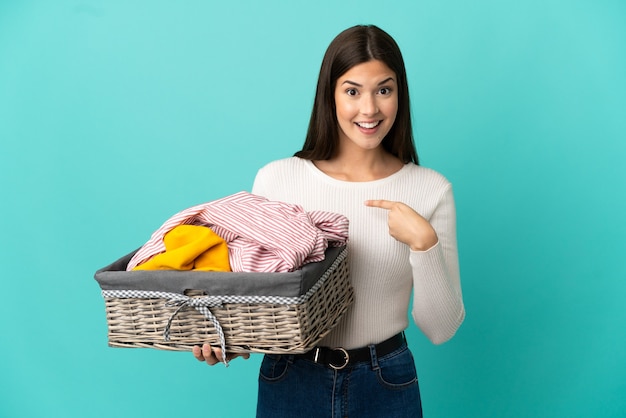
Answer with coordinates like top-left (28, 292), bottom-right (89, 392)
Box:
top-left (346, 88), bottom-right (358, 96)
top-left (379, 87), bottom-right (392, 95)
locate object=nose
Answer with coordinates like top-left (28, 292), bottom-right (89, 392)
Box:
top-left (360, 94), bottom-right (378, 116)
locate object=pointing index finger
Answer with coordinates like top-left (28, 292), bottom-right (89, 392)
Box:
top-left (364, 199), bottom-right (395, 210)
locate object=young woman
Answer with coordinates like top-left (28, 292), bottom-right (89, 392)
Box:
top-left (193, 25), bottom-right (465, 418)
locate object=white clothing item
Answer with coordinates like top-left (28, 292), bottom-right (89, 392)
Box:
top-left (252, 157), bottom-right (465, 348)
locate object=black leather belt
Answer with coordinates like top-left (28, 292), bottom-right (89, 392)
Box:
top-left (297, 333), bottom-right (405, 370)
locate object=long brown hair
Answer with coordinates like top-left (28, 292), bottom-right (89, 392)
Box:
top-left (295, 25), bottom-right (418, 164)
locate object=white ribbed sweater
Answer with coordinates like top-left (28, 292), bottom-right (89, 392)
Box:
top-left (252, 157), bottom-right (465, 348)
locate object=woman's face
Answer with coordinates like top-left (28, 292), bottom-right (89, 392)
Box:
top-left (334, 59), bottom-right (398, 153)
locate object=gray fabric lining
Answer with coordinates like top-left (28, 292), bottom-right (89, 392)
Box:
top-left (94, 246), bottom-right (346, 298)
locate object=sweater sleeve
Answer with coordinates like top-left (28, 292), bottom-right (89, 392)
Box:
top-left (251, 167), bottom-right (267, 197)
top-left (410, 185), bottom-right (465, 344)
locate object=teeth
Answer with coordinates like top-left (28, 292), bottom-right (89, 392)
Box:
top-left (356, 121), bottom-right (380, 129)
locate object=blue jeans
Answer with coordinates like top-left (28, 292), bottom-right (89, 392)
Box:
top-left (256, 341), bottom-right (422, 417)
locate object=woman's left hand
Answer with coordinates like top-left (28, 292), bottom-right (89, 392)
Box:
top-left (365, 199), bottom-right (438, 251)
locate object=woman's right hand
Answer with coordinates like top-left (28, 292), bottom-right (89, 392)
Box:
top-left (192, 344), bottom-right (250, 365)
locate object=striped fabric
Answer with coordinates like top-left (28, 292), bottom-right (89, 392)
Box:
top-left (126, 192), bottom-right (349, 273)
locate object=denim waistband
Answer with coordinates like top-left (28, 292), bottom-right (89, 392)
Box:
top-left (295, 332), bottom-right (405, 370)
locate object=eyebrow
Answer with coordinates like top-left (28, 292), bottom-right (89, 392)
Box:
top-left (341, 77), bottom-right (395, 87)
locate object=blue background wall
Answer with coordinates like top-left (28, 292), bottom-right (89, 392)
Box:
top-left (1, 1), bottom-right (624, 417)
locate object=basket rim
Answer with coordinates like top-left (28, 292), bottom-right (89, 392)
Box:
top-left (95, 246), bottom-right (347, 298)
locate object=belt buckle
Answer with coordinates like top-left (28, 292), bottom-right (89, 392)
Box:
top-left (329, 347), bottom-right (349, 370)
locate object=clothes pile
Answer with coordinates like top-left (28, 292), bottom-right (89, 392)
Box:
top-left (127, 191), bottom-right (349, 273)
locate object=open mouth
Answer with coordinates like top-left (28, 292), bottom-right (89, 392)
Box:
top-left (355, 121), bottom-right (382, 129)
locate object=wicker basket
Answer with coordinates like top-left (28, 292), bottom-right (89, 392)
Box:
top-left (95, 246), bottom-right (352, 356)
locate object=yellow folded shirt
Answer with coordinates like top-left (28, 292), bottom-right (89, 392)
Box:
top-left (133, 224), bottom-right (231, 272)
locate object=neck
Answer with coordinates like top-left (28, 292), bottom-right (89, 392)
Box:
top-left (314, 147), bottom-right (403, 182)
